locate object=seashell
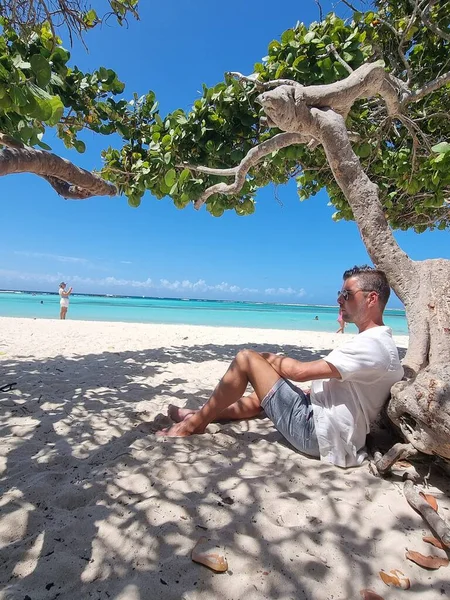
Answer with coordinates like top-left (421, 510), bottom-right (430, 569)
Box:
top-left (191, 536), bottom-right (228, 572)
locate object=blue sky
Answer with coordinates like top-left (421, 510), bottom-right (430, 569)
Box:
top-left (0, 0), bottom-right (448, 308)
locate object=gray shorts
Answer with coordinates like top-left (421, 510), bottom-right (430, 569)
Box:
top-left (261, 378), bottom-right (320, 458)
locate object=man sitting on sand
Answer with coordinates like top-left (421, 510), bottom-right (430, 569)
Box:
top-left (158, 266), bottom-right (403, 468)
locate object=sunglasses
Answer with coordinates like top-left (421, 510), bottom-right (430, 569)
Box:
top-left (337, 288), bottom-right (375, 301)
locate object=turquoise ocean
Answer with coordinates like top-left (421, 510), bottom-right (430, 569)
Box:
top-left (0, 291), bottom-right (408, 335)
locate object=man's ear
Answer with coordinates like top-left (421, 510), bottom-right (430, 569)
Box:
top-left (367, 291), bottom-right (379, 307)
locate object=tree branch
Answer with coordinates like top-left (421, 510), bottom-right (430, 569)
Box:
top-left (376, 17), bottom-right (412, 82)
top-left (402, 71), bottom-right (450, 106)
top-left (193, 133), bottom-right (308, 209)
top-left (327, 43), bottom-right (353, 74)
top-left (227, 72), bottom-right (303, 90)
top-left (177, 163), bottom-right (238, 177)
top-left (339, 0), bottom-right (359, 11)
top-left (314, 0), bottom-right (323, 21)
top-left (404, 479), bottom-right (450, 547)
top-left (419, 0), bottom-right (450, 42)
top-left (0, 135), bottom-right (116, 199)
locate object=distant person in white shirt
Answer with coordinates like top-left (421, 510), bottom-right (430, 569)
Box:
top-left (157, 265), bottom-right (404, 468)
top-left (58, 282), bottom-right (73, 320)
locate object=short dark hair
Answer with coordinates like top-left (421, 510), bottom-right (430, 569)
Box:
top-left (343, 265), bottom-right (390, 308)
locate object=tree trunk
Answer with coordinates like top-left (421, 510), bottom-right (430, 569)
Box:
top-left (388, 260), bottom-right (450, 458)
top-left (314, 110), bottom-right (450, 460)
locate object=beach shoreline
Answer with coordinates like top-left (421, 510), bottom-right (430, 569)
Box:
top-left (2, 317), bottom-right (449, 600)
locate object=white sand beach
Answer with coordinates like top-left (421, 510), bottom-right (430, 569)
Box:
top-left (0, 317), bottom-right (448, 600)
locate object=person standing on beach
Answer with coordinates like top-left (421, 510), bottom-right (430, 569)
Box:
top-left (58, 282), bottom-right (72, 320)
top-left (336, 307), bottom-right (345, 333)
top-left (157, 265), bottom-right (403, 468)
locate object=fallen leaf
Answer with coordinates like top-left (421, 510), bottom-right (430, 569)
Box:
top-left (419, 492), bottom-right (438, 511)
top-left (379, 569), bottom-right (410, 589)
top-left (423, 536), bottom-right (446, 550)
top-left (360, 589), bottom-right (385, 600)
top-left (405, 550), bottom-right (449, 570)
top-left (191, 537), bottom-right (228, 572)
top-left (389, 569), bottom-right (411, 588)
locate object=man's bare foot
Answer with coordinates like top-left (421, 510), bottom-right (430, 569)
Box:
top-left (156, 420), bottom-right (206, 437)
top-left (168, 404), bottom-right (198, 423)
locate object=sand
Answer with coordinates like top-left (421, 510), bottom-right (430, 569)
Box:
top-left (0, 317), bottom-right (448, 600)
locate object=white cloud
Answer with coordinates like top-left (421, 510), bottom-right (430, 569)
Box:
top-left (120, 261), bottom-right (132, 265)
top-left (265, 287), bottom-right (306, 297)
top-left (0, 269), bottom-right (305, 299)
top-left (14, 251), bottom-right (89, 264)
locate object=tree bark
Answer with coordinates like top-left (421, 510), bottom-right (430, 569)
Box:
top-left (0, 136), bottom-right (116, 199)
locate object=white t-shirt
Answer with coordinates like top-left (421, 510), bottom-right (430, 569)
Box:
top-left (59, 288), bottom-right (69, 307)
top-left (310, 326), bottom-right (403, 468)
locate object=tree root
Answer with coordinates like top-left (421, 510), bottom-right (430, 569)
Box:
top-left (373, 442), bottom-right (418, 476)
top-left (404, 479), bottom-right (450, 548)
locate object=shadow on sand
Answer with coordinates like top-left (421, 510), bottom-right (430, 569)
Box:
top-left (1, 340), bottom-right (447, 600)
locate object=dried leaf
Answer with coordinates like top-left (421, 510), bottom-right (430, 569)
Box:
top-left (360, 590), bottom-right (385, 600)
top-left (379, 569), bottom-right (410, 589)
top-left (191, 537), bottom-right (228, 572)
top-left (423, 536), bottom-right (446, 550)
top-left (389, 569), bottom-right (410, 589)
top-left (419, 492), bottom-right (438, 511)
top-left (405, 550), bottom-right (449, 570)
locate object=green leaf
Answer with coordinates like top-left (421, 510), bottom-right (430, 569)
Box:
top-left (85, 9), bottom-right (98, 27)
top-left (73, 139), bottom-right (86, 153)
top-left (358, 143), bottom-right (372, 158)
top-left (281, 29), bottom-right (295, 44)
top-left (128, 195), bottom-right (141, 208)
top-left (37, 139), bottom-right (52, 151)
top-left (47, 96), bottom-right (64, 126)
top-left (179, 168), bottom-right (191, 184)
top-left (0, 63), bottom-right (10, 81)
top-left (175, 113), bottom-right (188, 125)
top-left (431, 142), bottom-right (450, 154)
top-left (164, 168), bottom-right (176, 187)
top-left (9, 85), bottom-right (27, 107)
top-left (30, 54), bottom-right (51, 87)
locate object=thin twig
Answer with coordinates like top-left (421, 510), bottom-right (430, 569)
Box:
top-left (314, 0), bottom-right (323, 21)
top-left (327, 43), bottom-right (353, 73)
top-left (227, 72), bottom-right (303, 90)
top-left (193, 133), bottom-right (308, 210)
top-left (340, 0), bottom-right (359, 11)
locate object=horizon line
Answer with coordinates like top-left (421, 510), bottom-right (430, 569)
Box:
top-left (0, 288), bottom-right (405, 311)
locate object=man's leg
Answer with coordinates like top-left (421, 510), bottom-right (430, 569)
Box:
top-left (168, 391), bottom-right (262, 423)
top-left (158, 349), bottom-right (282, 437)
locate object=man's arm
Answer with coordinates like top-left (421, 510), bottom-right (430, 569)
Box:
top-left (261, 352), bottom-right (341, 382)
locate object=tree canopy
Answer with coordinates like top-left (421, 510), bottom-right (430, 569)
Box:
top-left (99, 0), bottom-right (449, 232)
top-left (0, 1), bottom-right (449, 228)
top-left (0, 1), bottom-right (138, 197)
